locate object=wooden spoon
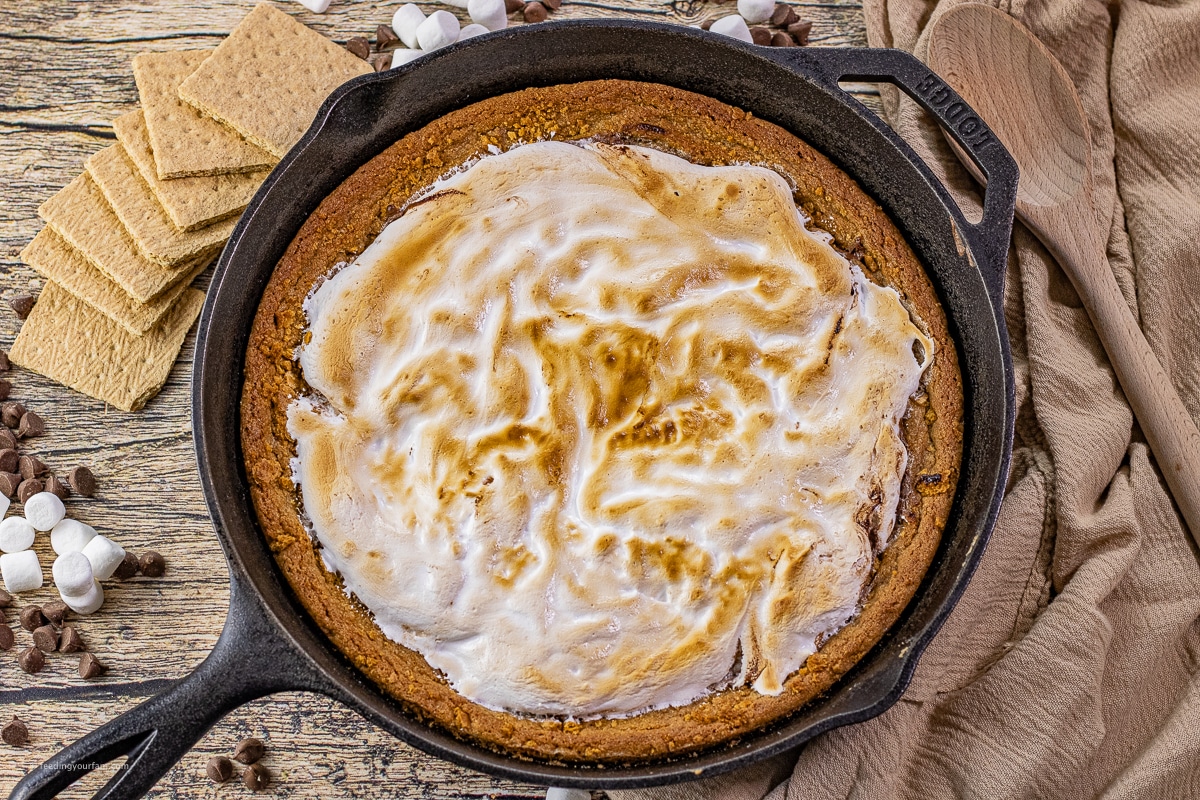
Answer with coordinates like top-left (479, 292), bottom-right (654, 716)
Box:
top-left (928, 4), bottom-right (1200, 544)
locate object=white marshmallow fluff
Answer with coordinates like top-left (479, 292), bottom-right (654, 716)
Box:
top-left (288, 142), bottom-right (932, 717)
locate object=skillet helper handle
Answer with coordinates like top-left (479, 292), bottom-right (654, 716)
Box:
top-left (781, 47), bottom-right (1018, 307)
top-left (10, 583), bottom-right (320, 800)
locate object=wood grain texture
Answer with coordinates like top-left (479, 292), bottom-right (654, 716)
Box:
top-left (0, 1), bottom-right (868, 797)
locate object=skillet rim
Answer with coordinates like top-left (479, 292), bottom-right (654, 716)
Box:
top-left (193, 19), bottom-right (1016, 788)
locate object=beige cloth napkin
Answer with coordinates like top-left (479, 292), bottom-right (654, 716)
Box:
top-left (611, 1), bottom-right (1200, 797)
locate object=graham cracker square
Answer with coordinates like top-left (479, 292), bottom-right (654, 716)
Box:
top-left (85, 143), bottom-right (234, 266)
top-left (133, 48), bottom-right (277, 178)
top-left (113, 109), bottom-right (268, 232)
top-left (10, 281), bottom-right (205, 412)
top-left (21, 227), bottom-right (206, 336)
top-left (177, 3), bottom-right (372, 158)
top-left (37, 172), bottom-right (204, 304)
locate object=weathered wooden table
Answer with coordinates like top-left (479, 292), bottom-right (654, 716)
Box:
top-left (0, 1), bottom-right (869, 797)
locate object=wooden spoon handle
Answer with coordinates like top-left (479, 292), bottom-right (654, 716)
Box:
top-left (1058, 236), bottom-right (1200, 544)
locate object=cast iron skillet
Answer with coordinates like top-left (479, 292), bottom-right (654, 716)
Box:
top-left (12, 20), bottom-right (1017, 800)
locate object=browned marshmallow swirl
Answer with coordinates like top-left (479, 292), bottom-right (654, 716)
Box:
top-left (288, 141), bottom-right (933, 717)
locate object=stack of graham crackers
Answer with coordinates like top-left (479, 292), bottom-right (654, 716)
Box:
top-left (13, 3), bottom-right (372, 412)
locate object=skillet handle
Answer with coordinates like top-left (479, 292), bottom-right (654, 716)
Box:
top-left (770, 47), bottom-right (1018, 309)
top-left (9, 578), bottom-right (326, 800)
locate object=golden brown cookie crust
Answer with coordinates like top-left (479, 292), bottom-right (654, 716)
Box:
top-left (241, 80), bottom-right (963, 764)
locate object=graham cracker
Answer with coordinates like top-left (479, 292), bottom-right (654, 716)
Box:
top-left (85, 144), bottom-right (234, 267)
top-left (20, 227), bottom-right (207, 336)
top-left (113, 110), bottom-right (267, 232)
top-left (133, 48), bottom-right (277, 178)
top-left (10, 281), bottom-right (205, 412)
top-left (38, 173), bottom-right (202, 304)
top-left (177, 3), bottom-right (373, 158)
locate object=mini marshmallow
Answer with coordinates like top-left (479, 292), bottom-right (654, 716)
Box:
top-left (53, 551), bottom-right (94, 597)
top-left (61, 579), bottom-right (104, 615)
top-left (0, 494), bottom-right (9, 520)
top-left (546, 789), bottom-right (591, 800)
top-left (459, 23), bottom-right (490, 40)
top-left (1, 550), bottom-right (42, 594)
top-left (51, 518), bottom-right (98, 555)
top-left (468, 0), bottom-right (507, 31)
top-left (295, 0), bottom-right (333, 11)
top-left (416, 10), bottom-right (460, 52)
top-left (0, 517), bottom-right (35, 554)
top-left (737, 0), bottom-right (775, 24)
top-left (439, 0), bottom-right (470, 7)
top-left (82, 535), bottom-right (126, 581)
top-left (710, 14), bottom-right (754, 43)
top-left (24, 491), bottom-right (66, 531)
top-left (392, 3), bottom-right (427, 49)
top-left (391, 48), bottom-right (426, 68)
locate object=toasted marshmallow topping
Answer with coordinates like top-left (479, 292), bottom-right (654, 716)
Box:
top-left (288, 141), bottom-right (933, 717)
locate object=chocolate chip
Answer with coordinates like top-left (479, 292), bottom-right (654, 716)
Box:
top-left (0, 380), bottom-right (11, 402)
top-left (0, 428), bottom-right (15, 451)
top-left (0, 449), bottom-right (17, 474)
top-left (78, 652), bottom-right (105, 680)
top-left (375, 24), bottom-right (401, 51)
top-left (345, 35), bottom-right (370, 60)
top-left (45, 475), bottom-right (70, 500)
top-left (242, 763), bottom-right (271, 792)
top-left (42, 600), bottom-right (68, 627)
top-left (113, 551), bottom-right (140, 580)
top-left (542, 0), bottom-right (561, 9)
top-left (771, 31), bottom-right (796, 46)
top-left (32, 624), bottom-right (59, 653)
top-left (9, 295), bottom-right (36, 320)
top-left (139, 551), bottom-right (166, 578)
top-left (523, 1), bottom-right (548, 22)
top-left (370, 53), bottom-right (391, 72)
top-left (18, 455), bottom-right (47, 481)
top-left (1, 716), bottom-right (29, 747)
top-left (771, 3), bottom-right (799, 26)
top-left (233, 737), bottom-right (266, 765)
top-left (0, 350), bottom-right (10, 372)
top-left (701, 18), bottom-right (715, 30)
top-left (2, 402), bottom-right (25, 429)
top-left (504, 0), bottom-right (524, 11)
top-left (0, 472), bottom-right (21, 499)
top-left (17, 478), bottom-right (43, 503)
top-left (0, 588), bottom-right (11, 607)
top-left (750, 25), bottom-right (773, 45)
top-left (68, 465), bottom-right (97, 497)
top-left (787, 19), bottom-right (812, 45)
top-left (207, 755), bottom-right (235, 783)
top-left (18, 646), bottom-right (45, 674)
top-left (19, 606), bottom-right (46, 632)
top-left (0, 624), bottom-right (13, 651)
top-left (17, 411), bottom-right (44, 438)
top-left (59, 625), bottom-right (85, 654)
